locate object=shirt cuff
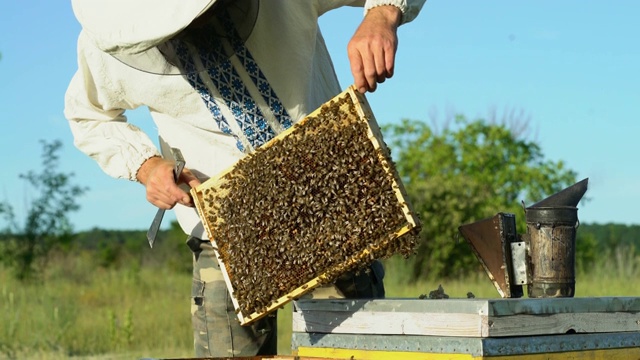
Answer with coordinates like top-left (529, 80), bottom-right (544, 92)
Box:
top-left (365, 0), bottom-right (406, 21)
top-left (365, 0), bottom-right (424, 24)
top-left (131, 149), bottom-right (162, 182)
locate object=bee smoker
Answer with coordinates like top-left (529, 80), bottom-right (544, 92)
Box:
top-left (458, 178), bottom-right (588, 298)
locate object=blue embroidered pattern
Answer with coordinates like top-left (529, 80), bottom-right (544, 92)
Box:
top-left (173, 40), bottom-right (243, 151)
top-left (217, 12), bottom-right (294, 130)
top-left (169, 9), bottom-right (292, 153)
top-left (200, 41), bottom-right (276, 150)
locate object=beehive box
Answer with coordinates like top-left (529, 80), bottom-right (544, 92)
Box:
top-left (191, 86), bottom-right (421, 326)
top-left (292, 297), bottom-right (640, 359)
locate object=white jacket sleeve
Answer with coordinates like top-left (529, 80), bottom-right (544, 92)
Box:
top-left (365, 0), bottom-right (426, 24)
top-left (318, 0), bottom-right (425, 24)
top-left (64, 32), bottom-right (161, 182)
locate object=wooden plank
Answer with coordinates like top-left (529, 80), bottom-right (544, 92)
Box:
top-left (292, 310), bottom-right (486, 337)
top-left (489, 312), bottom-right (640, 337)
top-left (294, 297), bottom-right (640, 316)
top-left (296, 347), bottom-right (640, 360)
top-left (293, 298), bottom-right (490, 313)
top-left (296, 347), bottom-right (476, 360)
top-left (485, 296), bottom-right (640, 315)
top-left (272, 357), bottom-right (338, 360)
top-left (292, 332), bottom-right (488, 356)
top-left (292, 298), bottom-right (640, 337)
top-left (294, 297), bottom-right (640, 315)
top-left (154, 354), bottom-right (340, 359)
top-left (292, 331), bottom-right (640, 357)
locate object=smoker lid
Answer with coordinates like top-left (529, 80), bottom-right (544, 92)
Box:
top-left (529, 178), bottom-right (589, 208)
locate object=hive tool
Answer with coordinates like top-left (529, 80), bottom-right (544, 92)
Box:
top-left (146, 147), bottom-right (185, 248)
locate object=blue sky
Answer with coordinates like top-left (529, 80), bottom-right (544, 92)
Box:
top-left (0, 1), bottom-right (638, 232)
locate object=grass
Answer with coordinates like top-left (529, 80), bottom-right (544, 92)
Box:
top-left (1, 252), bottom-right (638, 359)
top-left (1, 252), bottom-right (194, 360)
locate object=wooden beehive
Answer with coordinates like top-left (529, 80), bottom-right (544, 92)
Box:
top-left (292, 297), bottom-right (640, 359)
top-left (191, 86), bottom-right (421, 325)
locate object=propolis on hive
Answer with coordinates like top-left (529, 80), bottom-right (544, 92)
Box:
top-left (192, 85), bottom-right (422, 325)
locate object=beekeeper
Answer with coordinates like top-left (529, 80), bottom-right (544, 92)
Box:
top-left (64, 0), bottom-right (425, 356)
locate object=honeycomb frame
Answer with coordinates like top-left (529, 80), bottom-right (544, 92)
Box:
top-left (192, 85), bottom-right (421, 325)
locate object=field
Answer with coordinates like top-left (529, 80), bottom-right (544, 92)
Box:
top-left (1, 253), bottom-right (638, 360)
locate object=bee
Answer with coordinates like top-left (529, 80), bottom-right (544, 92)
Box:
top-left (193, 91), bottom-right (423, 318)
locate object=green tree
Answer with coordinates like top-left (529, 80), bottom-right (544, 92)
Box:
top-left (382, 116), bottom-right (578, 280)
top-left (0, 140), bottom-right (88, 281)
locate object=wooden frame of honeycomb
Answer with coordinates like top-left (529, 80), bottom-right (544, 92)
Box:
top-left (191, 85), bottom-right (421, 326)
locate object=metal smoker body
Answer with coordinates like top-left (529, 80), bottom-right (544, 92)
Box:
top-left (459, 179), bottom-right (588, 298)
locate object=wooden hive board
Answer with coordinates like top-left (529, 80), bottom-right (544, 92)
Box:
top-left (292, 297), bottom-right (640, 338)
top-left (191, 86), bottom-right (421, 326)
top-left (293, 333), bottom-right (640, 359)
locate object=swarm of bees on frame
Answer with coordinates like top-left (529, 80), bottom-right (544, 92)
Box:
top-left (196, 90), bottom-right (422, 318)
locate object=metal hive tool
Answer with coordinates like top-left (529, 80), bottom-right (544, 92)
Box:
top-left (191, 86), bottom-right (422, 325)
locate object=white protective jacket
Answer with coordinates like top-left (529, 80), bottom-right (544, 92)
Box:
top-left (64, 0), bottom-right (425, 238)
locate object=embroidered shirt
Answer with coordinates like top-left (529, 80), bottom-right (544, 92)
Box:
top-left (64, 0), bottom-right (425, 238)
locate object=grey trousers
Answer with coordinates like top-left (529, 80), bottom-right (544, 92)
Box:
top-left (187, 236), bottom-right (385, 357)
